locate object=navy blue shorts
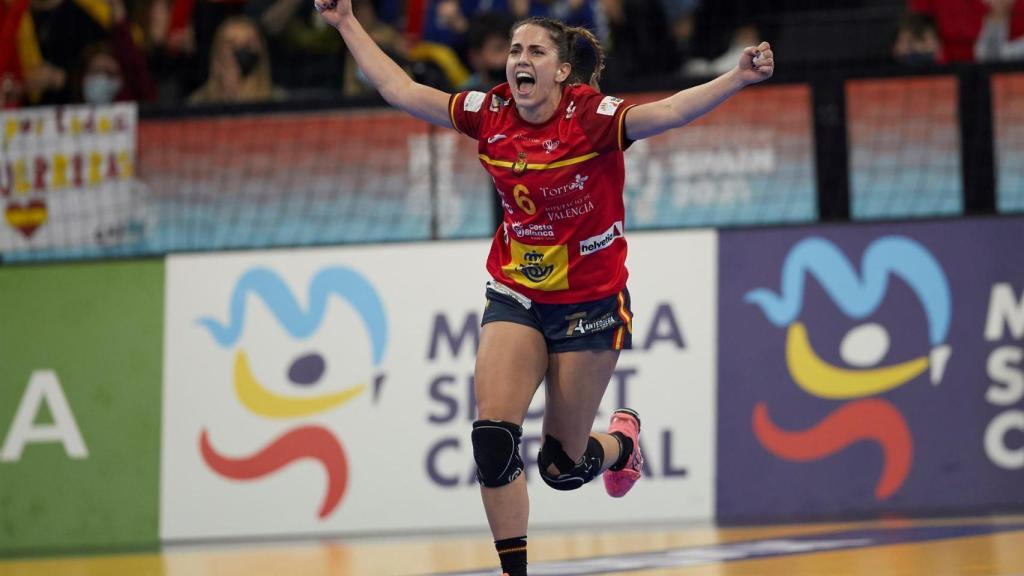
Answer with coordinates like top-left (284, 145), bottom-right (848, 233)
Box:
top-left (480, 280), bottom-right (633, 353)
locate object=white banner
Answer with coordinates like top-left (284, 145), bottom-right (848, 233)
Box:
top-left (0, 103), bottom-right (149, 251)
top-left (161, 231), bottom-right (716, 540)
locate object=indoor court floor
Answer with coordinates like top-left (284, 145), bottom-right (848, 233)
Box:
top-left (2, 515), bottom-right (1023, 575)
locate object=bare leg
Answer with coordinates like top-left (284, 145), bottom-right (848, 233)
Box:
top-left (542, 350), bottom-right (623, 475)
top-left (474, 321), bottom-right (547, 540)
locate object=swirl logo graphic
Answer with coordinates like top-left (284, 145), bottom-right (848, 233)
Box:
top-left (745, 236), bottom-right (951, 499)
top-left (196, 266), bottom-right (387, 518)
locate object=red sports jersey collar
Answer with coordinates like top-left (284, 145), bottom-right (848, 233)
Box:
top-left (506, 83), bottom-right (577, 128)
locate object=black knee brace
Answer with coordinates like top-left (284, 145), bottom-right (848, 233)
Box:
top-left (537, 434), bottom-right (604, 491)
top-left (471, 420), bottom-right (524, 488)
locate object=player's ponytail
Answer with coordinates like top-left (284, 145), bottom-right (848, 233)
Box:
top-left (512, 17), bottom-right (605, 90)
top-left (565, 26), bottom-right (605, 91)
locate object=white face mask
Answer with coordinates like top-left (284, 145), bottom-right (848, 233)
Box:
top-left (83, 74), bottom-right (122, 104)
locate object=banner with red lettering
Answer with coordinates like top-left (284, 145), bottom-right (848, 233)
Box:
top-left (0, 103), bottom-right (150, 252)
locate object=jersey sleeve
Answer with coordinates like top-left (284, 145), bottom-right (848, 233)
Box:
top-left (577, 92), bottom-right (637, 153)
top-left (448, 90), bottom-right (489, 140)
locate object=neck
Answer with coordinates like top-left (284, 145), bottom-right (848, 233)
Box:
top-left (517, 85), bottom-right (563, 124)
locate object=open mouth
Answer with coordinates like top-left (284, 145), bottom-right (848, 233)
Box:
top-left (515, 72), bottom-right (536, 96)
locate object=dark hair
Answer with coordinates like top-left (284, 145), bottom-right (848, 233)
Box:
top-left (70, 41), bottom-right (117, 102)
top-left (898, 12), bottom-right (938, 39)
top-left (511, 17), bottom-right (605, 90)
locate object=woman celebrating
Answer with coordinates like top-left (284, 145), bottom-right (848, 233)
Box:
top-left (315, 2), bottom-right (773, 574)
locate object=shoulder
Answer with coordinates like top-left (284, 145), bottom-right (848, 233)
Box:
top-left (456, 84), bottom-right (512, 112)
top-left (565, 84), bottom-right (633, 151)
top-left (486, 84), bottom-right (514, 114)
top-left (450, 83), bottom-right (514, 137)
top-left (570, 84), bottom-right (627, 118)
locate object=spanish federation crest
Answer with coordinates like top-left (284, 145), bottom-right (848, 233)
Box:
top-left (513, 151), bottom-right (527, 175)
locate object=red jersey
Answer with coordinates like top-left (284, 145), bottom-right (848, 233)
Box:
top-left (449, 82), bottom-right (636, 304)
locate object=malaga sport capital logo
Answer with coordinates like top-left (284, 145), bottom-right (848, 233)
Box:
top-left (744, 236), bottom-right (952, 500)
top-left (196, 266), bottom-right (387, 518)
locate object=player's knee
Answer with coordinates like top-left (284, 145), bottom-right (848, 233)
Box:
top-left (537, 434), bottom-right (604, 491)
top-left (471, 420), bottom-right (524, 488)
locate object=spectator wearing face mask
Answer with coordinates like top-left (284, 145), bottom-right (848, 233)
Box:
top-left (14, 0), bottom-right (110, 105)
top-left (188, 15), bottom-right (285, 104)
top-left (72, 0), bottom-right (158, 105)
top-left (458, 11), bottom-right (512, 90)
top-left (80, 50), bottom-right (122, 103)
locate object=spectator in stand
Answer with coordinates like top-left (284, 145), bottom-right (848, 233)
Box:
top-left (135, 0), bottom-right (202, 102)
top-left (246, 0), bottom-right (345, 94)
top-left (188, 15), bottom-right (285, 104)
top-left (1, 0), bottom-right (30, 107)
top-left (75, 42), bottom-right (157, 105)
top-left (976, 0), bottom-right (1024, 61)
top-left (191, 0), bottom-right (249, 88)
top-left (71, 0), bottom-right (158, 104)
top-left (458, 11), bottom-right (512, 90)
top-left (144, 0), bottom-right (246, 98)
top-left (908, 0), bottom-right (1024, 62)
top-left (18, 0), bottom-right (110, 104)
top-left (892, 11), bottom-right (942, 64)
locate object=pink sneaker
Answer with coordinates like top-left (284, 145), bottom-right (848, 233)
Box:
top-left (603, 408), bottom-right (643, 498)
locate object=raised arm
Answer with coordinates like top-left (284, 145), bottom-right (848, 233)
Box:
top-left (315, 0), bottom-right (453, 127)
top-left (625, 42), bottom-right (774, 141)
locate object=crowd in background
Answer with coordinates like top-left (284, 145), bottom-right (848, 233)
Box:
top-left (1, 0), bottom-right (1023, 109)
